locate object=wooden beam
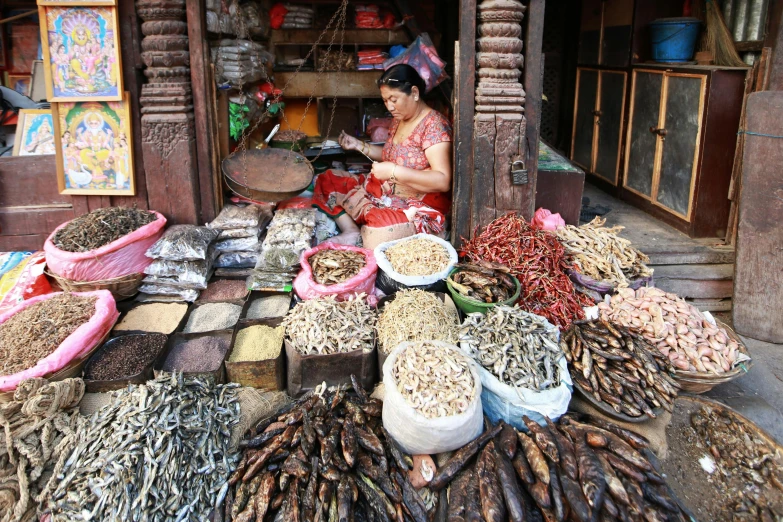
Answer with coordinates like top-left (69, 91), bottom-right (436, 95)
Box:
top-left (766, 0), bottom-right (783, 90)
top-left (270, 29), bottom-right (408, 45)
top-left (522, 0), bottom-right (545, 219)
top-left (274, 72), bottom-right (383, 98)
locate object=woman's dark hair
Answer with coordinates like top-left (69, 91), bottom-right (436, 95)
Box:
top-left (377, 64), bottom-right (425, 96)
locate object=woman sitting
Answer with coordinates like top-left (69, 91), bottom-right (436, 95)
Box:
top-left (313, 64), bottom-right (452, 245)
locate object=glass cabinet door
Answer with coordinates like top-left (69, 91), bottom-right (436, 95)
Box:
top-left (572, 68), bottom-right (599, 171)
top-left (624, 70), bottom-right (664, 198)
top-left (594, 71), bottom-right (627, 185)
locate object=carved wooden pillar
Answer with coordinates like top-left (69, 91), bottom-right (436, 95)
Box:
top-left (472, 0), bottom-right (535, 228)
top-left (136, 0), bottom-right (201, 224)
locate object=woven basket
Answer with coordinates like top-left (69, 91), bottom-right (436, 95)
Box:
top-left (47, 270), bottom-right (144, 301)
top-left (673, 321), bottom-right (752, 394)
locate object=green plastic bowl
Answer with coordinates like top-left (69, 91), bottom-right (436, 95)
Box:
top-left (446, 267), bottom-right (521, 314)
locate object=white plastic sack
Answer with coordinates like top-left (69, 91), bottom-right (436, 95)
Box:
top-left (466, 316), bottom-right (572, 429)
top-left (382, 341), bottom-right (484, 455)
top-left (374, 234), bottom-right (458, 287)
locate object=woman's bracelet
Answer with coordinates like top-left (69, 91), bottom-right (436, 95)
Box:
top-left (390, 164), bottom-right (398, 184)
top-left (361, 142), bottom-right (369, 155)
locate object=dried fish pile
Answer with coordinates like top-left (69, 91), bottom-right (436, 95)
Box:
top-left (310, 249), bottom-right (366, 285)
top-left (229, 377), bottom-right (438, 522)
top-left (46, 373), bottom-right (240, 522)
top-left (0, 378), bottom-right (84, 522)
top-left (460, 306), bottom-right (562, 392)
top-left (431, 415), bottom-right (688, 522)
top-left (598, 287), bottom-right (748, 374)
top-left (282, 295), bottom-right (376, 355)
top-left (563, 320), bottom-right (679, 418)
top-left (0, 294), bottom-right (97, 378)
top-left (52, 207), bottom-right (157, 252)
top-left (392, 342), bottom-right (475, 419)
top-left (556, 217), bottom-right (653, 287)
top-left (376, 289), bottom-right (459, 355)
top-left (384, 238), bottom-right (450, 276)
top-left (448, 261), bottom-right (517, 303)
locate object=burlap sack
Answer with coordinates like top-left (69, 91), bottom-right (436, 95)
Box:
top-left (79, 392), bottom-right (114, 416)
top-left (569, 395), bottom-right (672, 458)
top-left (231, 388), bottom-right (289, 452)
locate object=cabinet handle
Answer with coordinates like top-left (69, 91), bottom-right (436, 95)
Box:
top-left (592, 110), bottom-right (603, 117)
top-left (649, 127), bottom-right (668, 137)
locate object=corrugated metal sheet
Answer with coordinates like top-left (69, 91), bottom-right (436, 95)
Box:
top-left (721, 0), bottom-right (768, 42)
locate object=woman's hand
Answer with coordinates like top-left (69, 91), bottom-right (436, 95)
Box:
top-left (338, 131), bottom-right (362, 152)
top-left (370, 161), bottom-right (397, 182)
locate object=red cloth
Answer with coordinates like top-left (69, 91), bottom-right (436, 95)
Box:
top-left (270, 3), bottom-right (288, 29)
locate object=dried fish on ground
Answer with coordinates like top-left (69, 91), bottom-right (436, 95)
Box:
top-left (0, 378), bottom-right (84, 522)
top-left (562, 320), bottom-right (679, 419)
top-left (46, 373), bottom-right (240, 522)
top-left (282, 294), bottom-right (376, 355)
top-left (0, 294), bottom-right (97, 377)
top-left (556, 217), bottom-right (653, 287)
top-left (460, 306), bottom-right (562, 392)
top-left (232, 379), bottom-right (437, 522)
top-left (598, 287), bottom-right (749, 375)
top-left (384, 238), bottom-right (450, 276)
top-left (310, 249), bottom-right (366, 285)
top-left (448, 261), bottom-right (517, 303)
top-left (392, 341), bottom-right (475, 419)
top-left (376, 289), bottom-right (459, 354)
top-left (52, 207), bottom-right (157, 252)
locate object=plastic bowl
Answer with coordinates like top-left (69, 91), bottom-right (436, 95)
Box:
top-left (446, 267), bottom-right (521, 314)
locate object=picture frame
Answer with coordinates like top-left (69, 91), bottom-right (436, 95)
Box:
top-left (39, 5), bottom-right (123, 102)
top-left (0, 28), bottom-right (6, 69)
top-left (9, 24), bottom-right (39, 74)
top-left (13, 109), bottom-right (56, 156)
top-left (30, 60), bottom-right (47, 101)
top-left (37, 0), bottom-right (116, 6)
top-left (53, 92), bottom-right (135, 195)
top-left (6, 74), bottom-right (32, 96)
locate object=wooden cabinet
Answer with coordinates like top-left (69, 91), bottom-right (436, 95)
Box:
top-left (622, 66), bottom-right (746, 237)
top-left (571, 68), bottom-right (627, 185)
top-left (578, 0), bottom-right (634, 67)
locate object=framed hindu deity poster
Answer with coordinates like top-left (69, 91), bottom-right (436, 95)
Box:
top-left (6, 74), bottom-right (32, 96)
top-left (53, 93), bottom-right (135, 195)
top-left (13, 109), bottom-right (56, 156)
top-left (39, 5), bottom-right (122, 102)
top-left (38, 0), bottom-right (116, 6)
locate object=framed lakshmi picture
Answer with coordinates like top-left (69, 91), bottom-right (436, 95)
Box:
top-left (13, 109), bottom-right (56, 156)
top-left (53, 93), bottom-right (135, 195)
top-left (6, 74), bottom-right (32, 96)
top-left (39, 5), bottom-right (123, 102)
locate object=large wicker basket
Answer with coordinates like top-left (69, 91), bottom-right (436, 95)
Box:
top-left (47, 270), bottom-right (144, 301)
top-left (673, 321), bottom-right (752, 394)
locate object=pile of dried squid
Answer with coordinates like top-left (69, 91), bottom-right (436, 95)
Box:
top-left (556, 217), bottom-right (653, 287)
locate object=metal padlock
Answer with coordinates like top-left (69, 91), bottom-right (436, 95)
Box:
top-left (511, 159), bottom-right (528, 185)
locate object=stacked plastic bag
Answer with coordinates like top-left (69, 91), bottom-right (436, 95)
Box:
top-left (209, 204), bottom-right (272, 271)
top-left (355, 5), bottom-right (396, 29)
top-left (206, 0), bottom-right (269, 38)
top-left (356, 48), bottom-right (388, 71)
top-left (280, 3), bottom-right (314, 29)
top-left (212, 39), bottom-right (274, 88)
top-left (141, 226), bottom-right (221, 301)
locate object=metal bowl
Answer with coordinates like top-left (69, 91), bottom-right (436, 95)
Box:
top-left (222, 148), bottom-right (314, 202)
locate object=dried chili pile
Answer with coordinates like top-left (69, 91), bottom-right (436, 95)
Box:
top-left (461, 213), bottom-right (591, 329)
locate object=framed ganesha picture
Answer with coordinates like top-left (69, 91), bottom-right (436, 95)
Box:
top-left (39, 5), bottom-right (123, 102)
top-left (53, 94), bottom-right (135, 195)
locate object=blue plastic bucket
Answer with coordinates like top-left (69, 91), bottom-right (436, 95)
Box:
top-left (650, 17), bottom-right (701, 63)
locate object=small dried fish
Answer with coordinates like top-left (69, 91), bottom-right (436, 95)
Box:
top-left (376, 289), bottom-right (459, 355)
top-left (283, 294), bottom-right (376, 355)
top-left (384, 238), bottom-right (450, 276)
top-left (310, 249), bottom-right (366, 285)
top-left (460, 306), bottom-right (563, 393)
top-left (392, 341), bottom-right (476, 419)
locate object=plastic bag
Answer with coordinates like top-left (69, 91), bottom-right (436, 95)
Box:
top-left (374, 234), bottom-right (457, 294)
top-left (142, 275), bottom-right (208, 290)
top-left (138, 284), bottom-right (200, 302)
top-left (144, 258), bottom-right (212, 286)
top-left (146, 225), bottom-right (219, 262)
top-left (382, 341), bottom-right (484, 454)
top-left (382, 34), bottom-right (448, 93)
top-left (44, 211), bottom-right (167, 281)
top-left (215, 236), bottom-right (260, 253)
top-left (532, 208), bottom-right (566, 231)
top-left (208, 204), bottom-right (263, 230)
top-left (0, 290), bottom-right (118, 392)
top-left (215, 252), bottom-right (259, 268)
top-left (568, 270), bottom-right (653, 302)
top-left (293, 244), bottom-right (377, 301)
top-left (269, 208), bottom-right (317, 228)
top-left (0, 252), bottom-right (32, 278)
top-left (218, 227), bottom-right (259, 240)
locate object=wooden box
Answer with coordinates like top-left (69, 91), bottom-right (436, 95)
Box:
top-left (225, 318), bottom-right (286, 391)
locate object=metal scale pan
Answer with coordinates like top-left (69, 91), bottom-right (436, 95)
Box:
top-left (222, 148), bottom-right (314, 203)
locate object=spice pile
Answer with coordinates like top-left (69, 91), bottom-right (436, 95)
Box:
top-left (230, 325), bottom-right (285, 362)
top-left (162, 336), bottom-right (231, 372)
top-left (84, 333), bottom-right (166, 381)
top-left (462, 213), bottom-right (592, 329)
top-left (376, 289), bottom-right (459, 355)
top-left (245, 294), bottom-right (291, 320)
top-left (198, 279), bottom-right (249, 302)
top-left (0, 294), bottom-right (97, 377)
top-left (556, 217), bottom-right (653, 287)
top-left (392, 342), bottom-right (475, 419)
top-left (460, 306), bottom-right (562, 392)
top-left (598, 287), bottom-right (748, 374)
top-left (230, 379), bottom-right (433, 522)
top-left (46, 374), bottom-right (240, 521)
top-left (183, 302), bottom-right (243, 333)
top-left (448, 261), bottom-right (517, 303)
top-left (563, 320), bottom-right (679, 418)
top-left (310, 249), bottom-right (366, 285)
top-left (52, 207), bottom-right (157, 252)
top-left (0, 378), bottom-right (85, 522)
top-left (113, 302), bottom-right (188, 334)
top-left (384, 238), bottom-right (450, 276)
top-left (432, 415), bottom-right (688, 522)
top-left (283, 295), bottom-right (376, 355)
